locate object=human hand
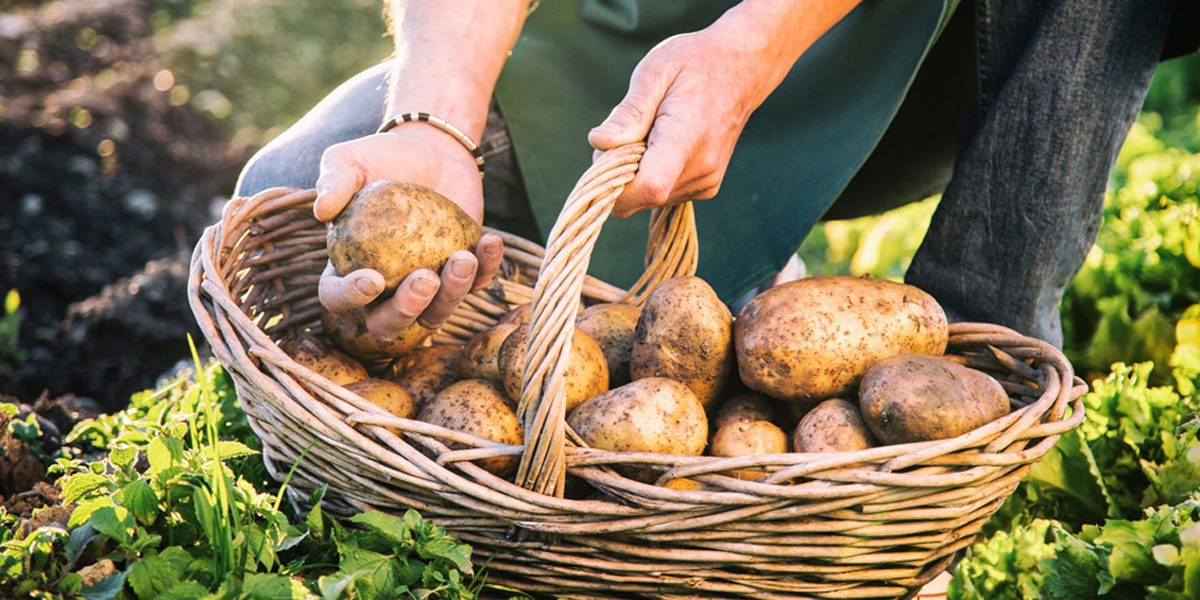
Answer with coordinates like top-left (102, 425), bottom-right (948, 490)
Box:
top-left (314, 126), bottom-right (503, 339)
top-left (588, 0), bottom-right (857, 218)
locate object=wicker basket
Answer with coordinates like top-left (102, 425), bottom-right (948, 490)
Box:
top-left (188, 143), bottom-right (1086, 600)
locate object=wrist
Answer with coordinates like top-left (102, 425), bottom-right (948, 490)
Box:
top-left (378, 112), bottom-right (486, 176)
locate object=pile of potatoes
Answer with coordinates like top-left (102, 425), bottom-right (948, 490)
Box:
top-left (279, 181), bottom-right (1012, 486)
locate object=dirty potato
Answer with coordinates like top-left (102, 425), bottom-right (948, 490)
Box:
top-left (417, 379), bottom-right (524, 476)
top-left (568, 377), bottom-right (708, 482)
top-left (457, 323), bottom-right (518, 381)
top-left (792, 398), bottom-right (876, 453)
top-left (575, 302), bottom-right (642, 387)
top-left (735, 275), bottom-right (948, 404)
top-left (859, 354), bottom-right (1010, 444)
top-left (385, 344), bottom-right (463, 410)
top-left (630, 276), bottom-right (734, 409)
top-left (321, 305), bottom-right (432, 364)
top-left (279, 334), bottom-right (368, 386)
top-left (326, 180), bottom-right (482, 291)
top-left (498, 323), bottom-right (608, 411)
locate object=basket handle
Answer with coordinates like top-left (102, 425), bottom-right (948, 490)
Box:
top-left (512, 142), bottom-right (698, 497)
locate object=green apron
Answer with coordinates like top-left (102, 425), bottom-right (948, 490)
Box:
top-left (494, 0), bottom-right (955, 302)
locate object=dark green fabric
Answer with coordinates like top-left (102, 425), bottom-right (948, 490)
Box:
top-left (495, 0), bottom-right (953, 302)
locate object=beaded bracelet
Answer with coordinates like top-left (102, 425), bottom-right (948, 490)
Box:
top-left (377, 112), bottom-right (486, 176)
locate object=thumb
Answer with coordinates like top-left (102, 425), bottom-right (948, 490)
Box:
top-left (588, 61), bottom-right (676, 150)
top-left (313, 145), bottom-right (363, 222)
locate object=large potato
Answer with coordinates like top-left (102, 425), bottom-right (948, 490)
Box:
top-left (792, 398), bottom-right (876, 453)
top-left (735, 275), bottom-right (948, 404)
top-left (326, 180), bottom-right (482, 291)
top-left (575, 303), bottom-right (642, 387)
top-left (498, 323), bottom-right (608, 412)
top-left (321, 305), bottom-right (431, 363)
top-left (385, 345), bottom-right (463, 410)
top-left (279, 334), bottom-right (368, 386)
top-left (630, 276), bottom-right (734, 409)
top-left (859, 354), bottom-right (1009, 444)
top-left (457, 323), bottom-right (518, 381)
top-left (417, 379), bottom-right (523, 476)
top-left (568, 377), bottom-right (707, 481)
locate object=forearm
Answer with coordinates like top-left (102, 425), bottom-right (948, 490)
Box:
top-left (712, 0), bottom-right (862, 110)
top-left (384, 1), bottom-right (531, 140)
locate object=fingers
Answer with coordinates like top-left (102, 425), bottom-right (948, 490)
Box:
top-left (611, 126), bottom-right (693, 218)
top-left (318, 263), bottom-right (385, 312)
top-left (417, 250), bottom-right (478, 329)
top-left (364, 269), bottom-right (441, 339)
top-left (471, 233), bottom-right (504, 292)
top-left (588, 57), bottom-right (679, 151)
top-left (314, 143), bottom-right (364, 222)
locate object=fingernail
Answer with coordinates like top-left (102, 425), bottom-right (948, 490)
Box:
top-left (413, 277), bottom-right (437, 297)
top-left (353, 277), bottom-right (379, 297)
top-left (451, 258), bottom-right (473, 278)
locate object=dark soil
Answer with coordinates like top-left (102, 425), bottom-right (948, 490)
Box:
top-left (0, 0), bottom-right (254, 411)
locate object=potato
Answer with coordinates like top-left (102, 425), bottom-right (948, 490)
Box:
top-left (575, 303), bottom-right (642, 387)
top-left (279, 334), bottom-right (368, 386)
top-left (498, 303), bottom-right (531, 326)
top-left (498, 323), bottom-right (608, 412)
top-left (734, 275), bottom-right (948, 404)
top-left (710, 420), bottom-right (789, 457)
top-left (345, 378), bottom-right (416, 434)
top-left (326, 180), bottom-right (482, 291)
top-left (630, 276), bottom-right (734, 409)
top-left (321, 305), bottom-right (432, 363)
top-left (417, 379), bottom-right (523, 476)
top-left (713, 393), bottom-right (775, 431)
top-left (385, 345), bottom-right (463, 410)
top-left (792, 398), bottom-right (875, 453)
top-left (859, 354), bottom-right (1010, 444)
top-left (457, 323), bottom-right (518, 381)
top-left (568, 378), bottom-right (708, 481)
top-left (709, 419), bottom-right (789, 480)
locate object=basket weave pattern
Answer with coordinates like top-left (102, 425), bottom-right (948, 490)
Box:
top-left (189, 146), bottom-right (1086, 599)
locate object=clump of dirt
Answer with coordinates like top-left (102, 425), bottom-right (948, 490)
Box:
top-left (0, 0), bottom-right (254, 409)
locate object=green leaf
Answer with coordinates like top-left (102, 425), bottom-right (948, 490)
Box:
top-left (242, 572), bottom-right (306, 600)
top-left (1094, 518), bottom-right (1173, 584)
top-left (158, 580), bottom-right (207, 600)
top-left (80, 570), bottom-right (127, 600)
top-left (64, 523), bottom-right (98, 563)
top-left (417, 537), bottom-right (473, 575)
top-left (62, 473), bottom-right (113, 504)
top-left (1026, 428), bottom-right (1114, 522)
top-left (1039, 523), bottom-right (1109, 599)
top-left (147, 436), bottom-right (184, 477)
top-left (349, 511), bottom-right (412, 547)
top-left (215, 440), bottom-right (258, 460)
top-left (122, 479), bottom-right (160, 526)
top-left (129, 548), bottom-right (194, 599)
top-left (109, 445), bottom-right (138, 471)
top-left (89, 505), bottom-right (135, 546)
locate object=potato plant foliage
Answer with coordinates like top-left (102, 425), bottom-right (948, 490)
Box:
top-left (0, 352), bottom-right (509, 600)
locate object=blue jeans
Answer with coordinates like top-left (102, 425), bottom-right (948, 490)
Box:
top-left (236, 0), bottom-right (1176, 347)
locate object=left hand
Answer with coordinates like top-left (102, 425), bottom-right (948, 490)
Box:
top-left (588, 0), bottom-right (859, 217)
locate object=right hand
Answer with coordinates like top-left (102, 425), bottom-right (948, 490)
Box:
top-left (314, 125), bottom-right (504, 339)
